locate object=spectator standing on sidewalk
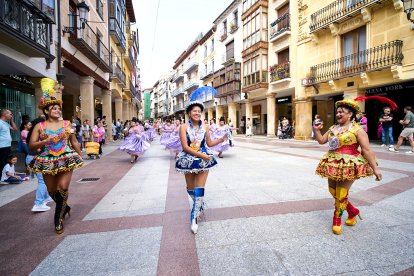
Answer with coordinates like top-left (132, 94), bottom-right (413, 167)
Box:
top-left (379, 107), bottom-right (394, 148)
top-left (0, 109), bottom-right (17, 172)
top-left (93, 121), bottom-right (105, 155)
top-left (246, 118), bottom-right (253, 137)
top-left (389, 106), bottom-right (414, 154)
top-left (26, 117), bottom-right (53, 212)
top-left (314, 99), bottom-right (381, 235)
top-left (357, 112), bottom-right (368, 133)
top-left (81, 120), bottom-right (91, 150)
top-left (240, 119), bottom-right (245, 134)
top-left (19, 120), bottom-right (32, 157)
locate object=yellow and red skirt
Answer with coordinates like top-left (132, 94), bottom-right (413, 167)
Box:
top-left (30, 151), bottom-right (83, 175)
top-left (316, 147), bottom-right (373, 181)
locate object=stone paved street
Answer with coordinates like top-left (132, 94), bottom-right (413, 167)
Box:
top-left (0, 137), bottom-right (413, 276)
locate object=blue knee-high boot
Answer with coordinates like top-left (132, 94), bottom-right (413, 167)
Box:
top-left (187, 189), bottom-right (194, 201)
top-left (190, 187), bottom-right (204, 234)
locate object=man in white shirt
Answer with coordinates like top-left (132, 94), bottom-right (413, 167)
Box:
top-left (0, 109), bottom-right (17, 172)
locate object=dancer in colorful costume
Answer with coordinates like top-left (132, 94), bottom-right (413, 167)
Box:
top-left (164, 119), bottom-right (182, 157)
top-left (119, 120), bottom-right (150, 163)
top-left (176, 99), bottom-right (227, 234)
top-left (210, 117), bottom-right (233, 158)
top-left (29, 78), bottom-right (83, 234)
top-left (314, 98), bottom-right (382, 235)
top-left (160, 119), bottom-right (174, 145)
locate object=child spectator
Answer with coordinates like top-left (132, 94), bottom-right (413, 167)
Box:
top-left (1, 154), bottom-right (28, 184)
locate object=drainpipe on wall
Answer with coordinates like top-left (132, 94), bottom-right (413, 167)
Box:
top-left (56, 0), bottom-right (64, 84)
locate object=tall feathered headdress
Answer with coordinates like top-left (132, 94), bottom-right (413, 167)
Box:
top-left (38, 78), bottom-right (63, 109)
top-left (354, 96), bottom-right (398, 111)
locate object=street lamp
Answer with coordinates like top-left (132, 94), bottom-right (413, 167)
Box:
top-left (62, 1), bottom-right (90, 34)
top-left (402, 0), bottom-right (414, 23)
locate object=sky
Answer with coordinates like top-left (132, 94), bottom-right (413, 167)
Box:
top-left (132, 0), bottom-right (233, 89)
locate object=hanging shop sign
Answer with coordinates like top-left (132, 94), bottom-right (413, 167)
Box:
top-left (366, 81), bottom-right (414, 95)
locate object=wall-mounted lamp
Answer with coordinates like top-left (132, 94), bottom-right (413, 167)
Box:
top-left (63, 1), bottom-right (90, 34)
top-left (402, 0), bottom-right (414, 23)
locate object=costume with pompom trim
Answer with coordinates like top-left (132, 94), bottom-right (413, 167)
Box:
top-left (30, 121), bottom-right (83, 175)
top-left (316, 123), bottom-right (373, 181)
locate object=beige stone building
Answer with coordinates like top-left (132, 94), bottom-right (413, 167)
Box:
top-left (294, 0), bottom-right (414, 140)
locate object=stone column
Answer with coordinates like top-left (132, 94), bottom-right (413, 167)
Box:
top-left (228, 102), bottom-right (237, 134)
top-left (344, 88), bottom-right (365, 112)
top-left (102, 89), bottom-right (112, 141)
top-left (216, 105), bottom-right (223, 121)
top-left (266, 93), bottom-right (276, 137)
top-left (294, 98), bottom-right (313, 140)
top-left (245, 100), bottom-right (253, 122)
top-left (122, 100), bottom-right (128, 121)
top-left (207, 108), bottom-right (213, 121)
top-left (115, 98), bottom-right (123, 122)
top-left (80, 76), bottom-right (95, 124)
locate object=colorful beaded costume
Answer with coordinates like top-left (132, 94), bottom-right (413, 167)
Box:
top-left (315, 123), bottom-right (373, 181)
top-left (30, 121), bottom-right (83, 175)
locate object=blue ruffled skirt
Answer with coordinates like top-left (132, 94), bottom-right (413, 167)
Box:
top-left (175, 147), bottom-right (218, 174)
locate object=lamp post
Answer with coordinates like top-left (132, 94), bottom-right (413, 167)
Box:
top-left (402, 0), bottom-right (414, 23)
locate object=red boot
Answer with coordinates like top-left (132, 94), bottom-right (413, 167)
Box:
top-left (346, 201), bottom-right (362, 226)
top-left (332, 210), bottom-right (342, 235)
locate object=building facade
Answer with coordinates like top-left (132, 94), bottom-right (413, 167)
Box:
top-left (295, 0), bottom-right (414, 140)
top-left (0, 0), bottom-right (57, 140)
top-left (212, 0), bottom-right (243, 129)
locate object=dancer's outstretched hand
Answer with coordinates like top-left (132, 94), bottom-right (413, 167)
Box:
top-left (201, 154), bottom-right (211, 162)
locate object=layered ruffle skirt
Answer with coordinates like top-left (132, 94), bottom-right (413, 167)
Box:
top-left (316, 150), bottom-right (374, 181)
top-left (30, 151), bottom-right (83, 175)
top-left (119, 134), bottom-right (150, 156)
top-left (165, 134), bottom-right (182, 153)
top-left (176, 147), bottom-right (218, 174)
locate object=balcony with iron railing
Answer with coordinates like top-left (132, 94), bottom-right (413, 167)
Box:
top-left (0, 0), bottom-right (52, 58)
top-left (200, 66), bottom-right (215, 80)
top-left (130, 79), bottom-right (136, 96)
top-left (220, 27), bottom-right (228, 42)
top-left (269, 62), bottom-right (290, 83)
top-left (109, 17), bottom-right (126, 51)
top-left (124, 46), bottom-right (135, 70)
top-left (68, 14), bottom-right (112, 72)
top-left (309, 0), bottom-right (385, 33)
top-left (308, 40), bottom-right (403, 84)
top-left (183, 59), bottom-right (199, 74)
top-left (112, 63), bottom-right (126, 85)
top-left (269, 13), bottom-right (290, 42)
top-left (183, 80), bottom-right (199, 92)
top-left (172, 86), bottom-right (184, 97)
top-left (174, 103), bottom-right (185, 112)
top-left (172, 71), bottom-right (184, 83)
top-left (229, 18), bottom-right (239, 34)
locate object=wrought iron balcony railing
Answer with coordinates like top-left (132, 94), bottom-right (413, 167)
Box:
top-left (229, 18), bottom-right (239, 34)
top-left (308, 40), bottom-right (403, 84)
top-left (172, 87), bottom-right (184, 97)
top-left (0, 0), bottom-right (52, 58)
top-left (172, 71), bottom-right (184, 83)
top-left (174, 103), bottom-right (185, 112)
top-left (269, 13), bottom-right (290, 41)
top-left (220, 27), bottom-right (228, 42)
top-left (270, 62), bottom-right (290, 82)
top-left (310, 0), bottom-right (384, 33)
top-left (183, 59), bottom-right (199, 74)
top-left (109, 17), bottom-right (126, 51)
top-left (130, 80), bottom-right (135, 96)
top-left (112, 63), bottom-right (126, 85)
top-left (183, 80), bottom-right (199, 92)
top-left (68, 14), bottom-right (111, 72)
